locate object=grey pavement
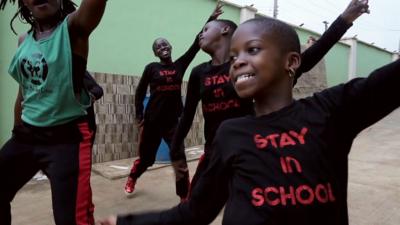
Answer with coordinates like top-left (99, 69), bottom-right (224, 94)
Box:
top-left (10, 109), bottom-right (400, 225)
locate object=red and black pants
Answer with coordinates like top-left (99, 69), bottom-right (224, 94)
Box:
top-left (0, 118), bottom-right (94, 225)
top-left (129, 119), bottom-right (189, 198)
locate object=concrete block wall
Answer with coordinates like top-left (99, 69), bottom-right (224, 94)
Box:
top-left (293, 47), bottom-right (328, 99)
top-left (91, 73), bottom-right (205, 164)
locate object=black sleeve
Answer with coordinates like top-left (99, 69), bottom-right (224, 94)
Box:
top-left (169, 69), bottom-right (202, 161)
top-left (294, 16), bottom-right (352, 84)
top-left (174, 16), bottom-right (215, 77)
top-left (135, 65), bottom-right (152, 121)
top-left (174, 37), bottom-right (200, 78)
top-left (117, 127), bottom-right (231, 225)
top-left (83, 72), bottom-right (103, 100)
top-left (319, 60), bottom-right (400, 138)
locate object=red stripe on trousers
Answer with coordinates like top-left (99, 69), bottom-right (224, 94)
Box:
top-left (76, 122), bottom-right (95, 225)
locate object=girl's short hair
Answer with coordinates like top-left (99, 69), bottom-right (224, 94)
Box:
top-left (243, 17), bottom-right (301, 54)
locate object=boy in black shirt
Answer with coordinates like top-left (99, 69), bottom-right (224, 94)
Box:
top-left (125, 3), bottom-right (223, 200)
top-left (100, 2), bottom-right (400, 225)
top-left (170, 0), bottom-right (370, 197)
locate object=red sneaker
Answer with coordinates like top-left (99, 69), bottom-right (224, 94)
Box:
top-left (124, 177), bottom-right (136, 195)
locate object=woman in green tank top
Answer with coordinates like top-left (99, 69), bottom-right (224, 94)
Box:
top-left (0, 0), bottom-right (106, 224)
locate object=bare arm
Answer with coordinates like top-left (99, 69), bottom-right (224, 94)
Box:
top-left (14, 88), bottom-right (23, 127)
top-left (13, 34), bottom-right (27, 126)
top-left (68, 0), bottom-right (107, 36)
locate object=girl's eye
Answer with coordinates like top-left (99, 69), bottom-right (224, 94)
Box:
top-left (248, 47), bottom-right (260, 55)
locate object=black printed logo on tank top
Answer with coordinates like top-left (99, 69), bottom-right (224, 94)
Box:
top-left (20, 53), bottom-right (48, 86)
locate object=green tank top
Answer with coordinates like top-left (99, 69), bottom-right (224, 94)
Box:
top-left (8, 17), bottom-right (90, 127)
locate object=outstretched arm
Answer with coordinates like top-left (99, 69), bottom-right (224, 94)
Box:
top-left (318, 59), bottom-right (400, 141)
top-left (69, 0), bottom-right (107, 36)
top-left (294, 0), bottom-right (369, 83)
top-left (344, 59), bottom-right (400, 135)
top-left (175, 2), bottom-right (224, 75)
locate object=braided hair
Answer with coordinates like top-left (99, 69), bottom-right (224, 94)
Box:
top-left (0, 0), bottom-right (77, 34)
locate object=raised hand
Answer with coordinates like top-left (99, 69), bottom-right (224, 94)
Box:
top-left (341, 0), bottom-right (370, 24)
top-left (210, 1), bottom-right (224, 20)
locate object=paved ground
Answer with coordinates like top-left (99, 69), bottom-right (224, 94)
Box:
top-left (10, 109), bottom-right (400, 225)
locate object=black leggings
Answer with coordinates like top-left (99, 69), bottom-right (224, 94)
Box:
top-left (0, 120), bottom-right (94, 225)
top-left (129, 120), bottom-right (189, 198)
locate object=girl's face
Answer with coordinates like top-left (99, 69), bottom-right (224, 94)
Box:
top-left (199, 21), bottom-right (223, 53)
top-left (22, 0), bottom-right (61, 21)
top-left (229, 22), bottom-right (294, 99)
top-left (153, 38), bottom-right (172, 60)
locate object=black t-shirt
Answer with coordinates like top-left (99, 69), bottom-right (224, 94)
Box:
top-left (135, 37), bottom-right (201, 124)
top-left (170, 16), bottom-right (352, 159)
top-left (117, 59), bottom-right (400, 225)
top-left (177, 61), bottom-right (254, 149)
top-left (135, 16), bottom-right (216, 124)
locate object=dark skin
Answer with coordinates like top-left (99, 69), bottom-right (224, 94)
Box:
top-left (98, 0), bottom-right (370, 224)
top-left (229, 22), bottom-right (301, 116)
top-left (151, 1), bottom-right (223, 65)
top-left (152, 38), bottom-right (173, 65)
top-left (171, 0), bottom-right (369, 183)
top-left (134, 1), bottom-right (223, 127)
top-left (14, 0), bottom-right (106, 126)
top-left (199, 0), bottom-right (369, 67)
top-left (229, 0), bottom-right (370, 116)
top-left (199, 20), bottom-right (232, 65)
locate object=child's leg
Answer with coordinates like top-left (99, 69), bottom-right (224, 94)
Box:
top-left (163, 126), bottom-right (190, 199)
top-left (40, 122), bottom-right (94, 225)
top-left (0, 136), bottom-right (40, 225)
top-left (86, 105), bottom-right (97, 146)
top-left (129, 121), bottom-right (162, 180)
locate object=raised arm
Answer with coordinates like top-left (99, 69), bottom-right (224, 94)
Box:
top-left (318, 59), bottom-right (400, 140)
top-left (169, 70), bottom-right (202, 162)
top-left (294, 0), bottom-right (369, 82)
top-left (174, 2), bottom-right (223, 75)
top-left (68, 0), bottom-right (107, 36)
top-left (344, 59), bottom-right (400, 135)
top-left (135, 66), bottom-right (152, 123)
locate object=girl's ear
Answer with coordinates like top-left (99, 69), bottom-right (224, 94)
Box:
top-left (221, 25), bottom-right (230, 36)
top-left (285, 52), bottom-right (301, 72)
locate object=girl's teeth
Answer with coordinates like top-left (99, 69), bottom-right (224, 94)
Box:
top-left (237, 74), bottom-right (253, 83)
